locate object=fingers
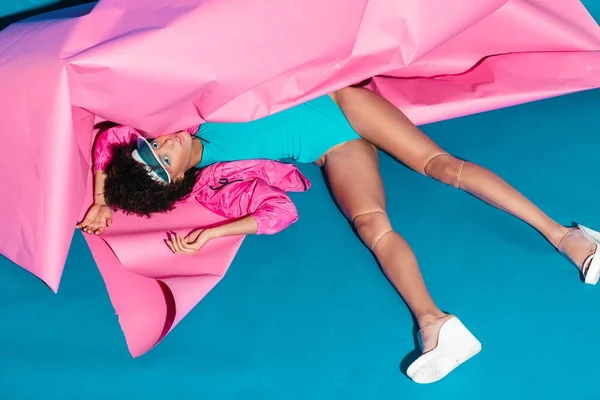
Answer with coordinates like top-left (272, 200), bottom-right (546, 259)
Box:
top-left (78, 215), bottom-right (113, 235)
top-left (76, 218), bottom-right (90, 229)
top-left (175, 233), bottom-right (197, 255)
top-left (78, 221), bottom-right (107, 235)
top-left (78, 221), bottom-right (93, 234)
top-left (78, 205), bottom-right (113, 234)
top-left (167, 232), bottom-right (199, 255)
top-left (167, 234), bottom-right (184, 254)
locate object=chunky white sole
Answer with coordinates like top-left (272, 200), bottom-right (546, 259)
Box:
top-left (407, 317), bottom-right (481, 384)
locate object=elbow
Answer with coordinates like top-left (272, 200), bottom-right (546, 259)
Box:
top-left (254, 205), bottom-right (299, 235)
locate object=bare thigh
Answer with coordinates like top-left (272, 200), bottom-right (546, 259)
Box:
top-left (330, 87), bottom-right (446, 174)
top-left (321, 138), bottom-right (386, 222)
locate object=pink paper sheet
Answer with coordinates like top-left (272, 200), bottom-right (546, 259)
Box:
top-left (2, 0), bottom-right (600, 356)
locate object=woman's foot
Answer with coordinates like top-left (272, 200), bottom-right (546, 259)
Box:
top-left (417, 313), bottom-right (454, 352)
top-left (407, 314), bottom-right (481, 384)
top-left (558, 227), bottom-right (598, 281)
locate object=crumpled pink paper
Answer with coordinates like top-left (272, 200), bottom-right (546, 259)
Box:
top-left (1, 0), bottom-right (600, 356)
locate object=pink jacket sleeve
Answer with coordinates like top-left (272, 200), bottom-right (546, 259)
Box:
top-left (93, 125), bottom-right (139, 173)
top-left (196, 177), bottom-right (299, 235)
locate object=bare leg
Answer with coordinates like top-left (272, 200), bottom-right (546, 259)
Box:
top-left (320, 139), bottom-right (478, 383)
top-left (320, 141), bottom-right (448, 334)
top-left (330, 87), bottom-right (596, 273)
top-left (320, 139), bottom-right (451, 347)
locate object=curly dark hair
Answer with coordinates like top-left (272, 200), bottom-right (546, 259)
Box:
top-left (103, 141), bottom-right (200, 217)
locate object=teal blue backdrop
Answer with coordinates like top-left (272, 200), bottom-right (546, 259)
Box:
top-left (2, 2), bottom-right (600, 398)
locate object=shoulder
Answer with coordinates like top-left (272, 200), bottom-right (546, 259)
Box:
top-left (95, 125), bottom-right (140, 147)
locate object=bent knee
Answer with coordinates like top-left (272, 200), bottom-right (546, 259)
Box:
top-left (353, 211), bottom-right (393, 250)
top-left (423, 153), bottom-right (464, 187)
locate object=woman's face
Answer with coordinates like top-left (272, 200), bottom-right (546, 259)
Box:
top-left (148, 131), bottom-right (194, 181)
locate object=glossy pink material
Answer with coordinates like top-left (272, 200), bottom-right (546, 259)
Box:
top-left (2, 0), bottom-right (600, 356)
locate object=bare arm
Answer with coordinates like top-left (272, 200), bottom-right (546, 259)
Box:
top-left (93, 171), bottom-right (108, 205)
top-left (77, 162), bottom-right (112, 234)
top-left (168, 215), bottom-right (258, 255)
top-left (207, 215), bottom-right (258, 238)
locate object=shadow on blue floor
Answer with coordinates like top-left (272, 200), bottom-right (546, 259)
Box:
top-left (2, 3), bottom-right (600, 400)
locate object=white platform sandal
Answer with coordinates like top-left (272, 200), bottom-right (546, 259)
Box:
top-left (576, 225), bottom-right (600, 285)
top-left (407, 317), bottom-right (481, 384)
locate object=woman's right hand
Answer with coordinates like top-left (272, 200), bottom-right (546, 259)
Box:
top-left (77, 203), bottom-right (113, 235)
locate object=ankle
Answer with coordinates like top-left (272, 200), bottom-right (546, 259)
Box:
top-left (417, 312), bottom-right (449, 329)
top-left (549, 225), bottom-right (572, 248)
top-left (557, 227), bottom-right (597, 271)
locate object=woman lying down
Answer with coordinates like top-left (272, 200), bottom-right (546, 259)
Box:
top-left (78, 85), bottom-right (599, 384)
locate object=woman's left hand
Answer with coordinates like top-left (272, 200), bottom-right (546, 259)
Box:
top-left (167, 229), bottom-right (214, 255)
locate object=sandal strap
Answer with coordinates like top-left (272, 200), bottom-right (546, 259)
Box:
top-left (583, 254), bottom-right (595, 275)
